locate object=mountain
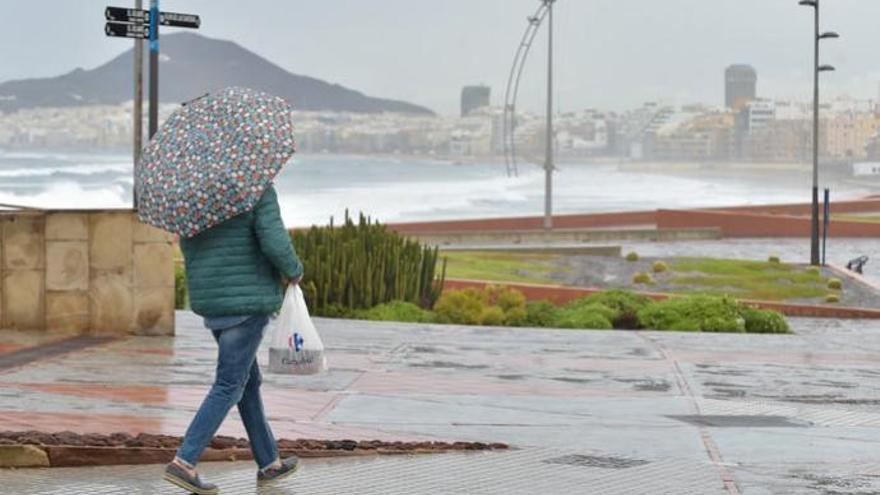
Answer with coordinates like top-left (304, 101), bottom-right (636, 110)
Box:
top-left (0, 32), bottom-right (433, 115)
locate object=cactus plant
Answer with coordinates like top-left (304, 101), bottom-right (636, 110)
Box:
top-left (291, 212), bottom-right (446, 316)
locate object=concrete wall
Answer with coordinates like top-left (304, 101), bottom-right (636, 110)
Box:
top-left (0, 210), bottom-right (175, 336)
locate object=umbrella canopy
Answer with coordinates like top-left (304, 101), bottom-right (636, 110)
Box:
top-left (136, 87), bottom-right (296, 238)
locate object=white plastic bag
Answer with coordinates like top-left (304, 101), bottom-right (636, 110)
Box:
top-left (268, 285), bottom-right (327, 375)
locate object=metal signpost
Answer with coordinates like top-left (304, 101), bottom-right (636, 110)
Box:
top-left (104, 3), bottom-right (200, 207)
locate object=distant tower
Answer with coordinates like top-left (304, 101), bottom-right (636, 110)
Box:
top-left (461, 85), bottom-right (491, 117)
top-left (725, 65), bottom-right (757, 110)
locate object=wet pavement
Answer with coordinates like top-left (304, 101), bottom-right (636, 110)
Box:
top-left (3, 313), bottom-right (880, 493)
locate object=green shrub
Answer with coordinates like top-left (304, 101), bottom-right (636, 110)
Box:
top-left (292, 212), bottom-right (446, 315)
top-left (806, 266), bottom-right (821, 276)
top-left (434, 288), bottom-right (485, 325)
top-left (827, 278), bottom-right (843, 290)
top-left (741, 307), bottom-right (790, 334)
top-left (503, 307), bottom-right (529, 327)
top-left (359, 301), bottom-right (435, 323)
top-left (433, 285), bottom-right (529, 326)
top-left (523, 301), bottom-right (559, 327)
top-left (625, 251), bottom-right (640, 262)
top-left (480, 306), bottom-right (507, 326)
top-left (174, 263), bottom-right (188, 310)
top-left (318, 303), bottom-right (358, 319)
top-left (652, 261), bottom-right (668, 273)
top-left (768, 255), bottom-right (781, 264)
top-left (632, 272), bottom-right (655, 285)
top-left (491, 286), bottom-right (527, 312)
top-left (554, 310), bottom-right (614, 330)
top-left (825, 293), bottom-right (840, 304)
top-left (581, 290), bottom-right (652, 329)
top-left (638, 295), bottom-right (746, 333)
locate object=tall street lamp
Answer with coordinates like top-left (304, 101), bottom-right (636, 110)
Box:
top-left (543, 0), bottom-right (556, 230)
top-left (799, 0), bottom-right (839, 266)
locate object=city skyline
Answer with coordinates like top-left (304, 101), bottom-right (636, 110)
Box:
top-left (3, 0), bottom-right (880, 115)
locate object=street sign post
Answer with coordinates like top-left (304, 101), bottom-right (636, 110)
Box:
top-left (104, 3), bottom-right (200, 207)
top-left (159, 12), bottom-right (200, 28)
top-left (105, 21), bottom-right (150, 39)
top-left (105, 6), bottom-right (149, 23)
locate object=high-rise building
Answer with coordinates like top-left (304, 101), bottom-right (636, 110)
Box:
top-left (461, 85), bottom-right (491, 117)
top-left (725, 65), bottom-right (757, 109)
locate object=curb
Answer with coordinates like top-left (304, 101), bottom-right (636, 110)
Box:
top-left (0, 445), bottom-right (50, 468)
top-left (2, 445), bottom-right (501, 469)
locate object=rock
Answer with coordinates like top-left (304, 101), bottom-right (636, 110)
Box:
top-left (0, 445), bottom-right (50, 467)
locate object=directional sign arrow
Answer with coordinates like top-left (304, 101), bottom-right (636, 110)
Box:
top-left (105, 6), bottom-right (149, 23)
top-left (105, 21), bottom-right (151, 39)
top-left (159, 11), bottom-right (200, 29)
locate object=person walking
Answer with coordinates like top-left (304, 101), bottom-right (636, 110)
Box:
top-left (134, 88), bottom-right (303, 494)
top-left (165, 184), bottom-right (303, 494)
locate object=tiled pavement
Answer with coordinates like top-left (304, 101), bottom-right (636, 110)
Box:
top-left (4, 313), bottom-right (880, 493)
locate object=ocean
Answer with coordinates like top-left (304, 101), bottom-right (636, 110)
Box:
top-left (0, 151), bottom-right (875, 227)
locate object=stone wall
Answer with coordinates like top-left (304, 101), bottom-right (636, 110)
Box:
top-left (0, 210), bottom-right (175, 336)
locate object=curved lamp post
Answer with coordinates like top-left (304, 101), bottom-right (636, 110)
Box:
top-left (503, 0), bottom-right (557, 230)
top-left (799, 0), bottom-right (839, 266)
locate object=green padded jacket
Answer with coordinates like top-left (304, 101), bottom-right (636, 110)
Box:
top-left (180, 185), bottom-right (303, 317)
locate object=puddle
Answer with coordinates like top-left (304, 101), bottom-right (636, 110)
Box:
top-left (543, 454), bottom-right (650, 470)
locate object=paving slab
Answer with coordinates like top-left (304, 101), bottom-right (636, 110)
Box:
top-left (2, 313), bottom-right (880, 492)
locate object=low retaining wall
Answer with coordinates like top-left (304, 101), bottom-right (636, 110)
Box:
top-left (656, 209), bottom-right (880, 238)
top-left (407, 227), bottom-right (720, 246)
top-left (383, 199), bottom-right (880, 239)
top-left (440, 245), bottom-right (622, 257)
top-left (444, 279), bottom-right (880, 319)
top-left (0, 210), bottom-right (175, 336)
top-left (710, 198), bottom-right (880, 216)
top-left (388, 210), bottom-right (657, 233)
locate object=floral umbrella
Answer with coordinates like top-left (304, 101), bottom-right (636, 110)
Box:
top-left (136, 87), bottom-right (295, 238)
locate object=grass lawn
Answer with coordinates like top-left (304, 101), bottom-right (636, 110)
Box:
top-left (441, 250), bottom-right (565, 285)
top-left (668, 257), bottom-right (828, 301)
top-left (833, 214), bottom-right (880, 223)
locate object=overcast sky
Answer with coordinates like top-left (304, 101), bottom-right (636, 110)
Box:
top-left (2, 0), bottom-right (879, 115)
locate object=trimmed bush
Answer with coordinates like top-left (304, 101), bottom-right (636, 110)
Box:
top-left (359, 301), bottom-right (435, 323)
top-left (523, 301), bottom-right (559, 327)
top-left (485, 285), bottom-right (527, 313)
top-left (652, 261), bottom-right (668, 273)
top-left (825, 293), bottom-right (840, 304)
top-left (827, 278), bottom-right (843, 290)
top-left (555, 310), bottom-right (614, 330)
top-left (625, 251), bottom-right (640, 262)
top-left (580, 289), bottom-right (652, 329)
top-left (638, 295), bottom-right (746, 333)
top-left (479, 306), bottom-right (507, 326)
top-left (768, 256), bottom-right (781, 264)
top-left (433, 285), bottom-right (529, 326)
top-left (503, 307), bottom-right (529, 327)
top-left (320, 303), bottom-right (358, 319)
top-left (741, 307), bottom-right (790, 334)
top-left (805, 266), bottom-right (821, 276)
top-left (174, 263), bottom-right (188, 310)
top-left (433, 288), bottom-right (485, 325)
top-left (632, 272), bottom-right (655, 285)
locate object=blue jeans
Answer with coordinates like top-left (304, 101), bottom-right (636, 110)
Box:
top-left (176, 315), bottom-right (279, 469)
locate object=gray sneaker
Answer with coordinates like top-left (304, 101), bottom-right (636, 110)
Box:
top-left (163, 462), bottom-right (220, 495)
top-left (257, 457), bottom-right (300, 486)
